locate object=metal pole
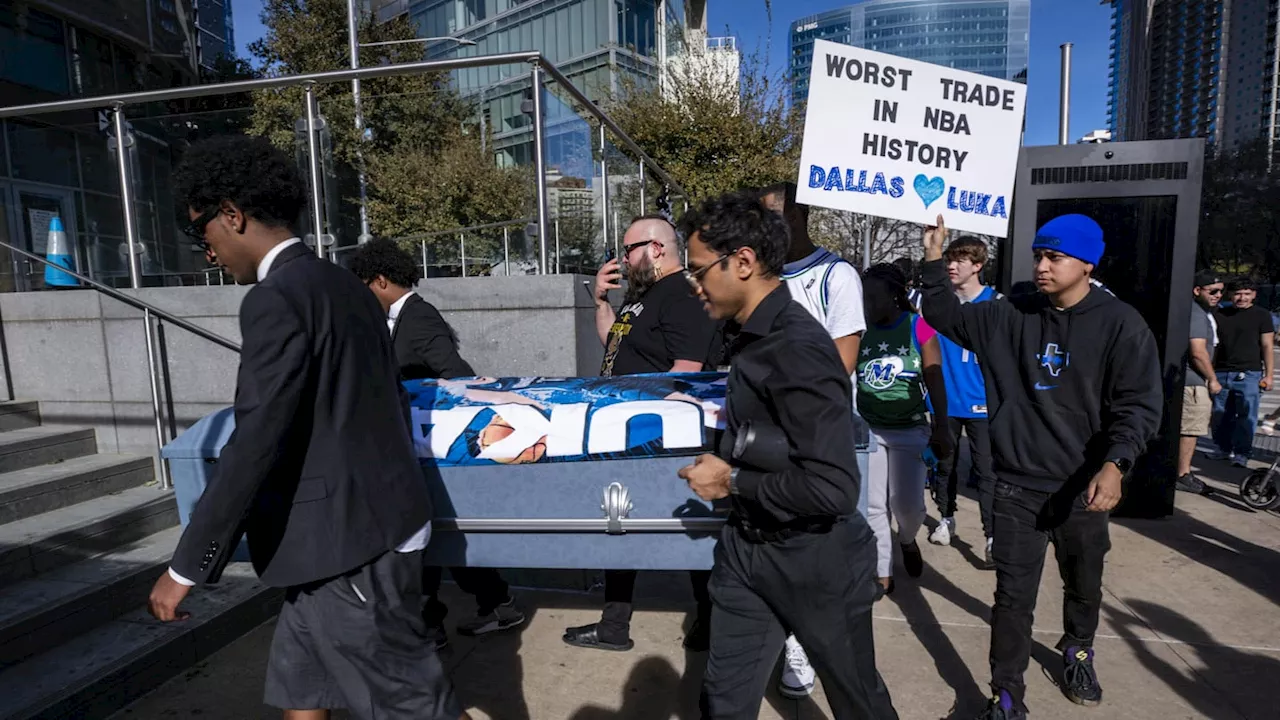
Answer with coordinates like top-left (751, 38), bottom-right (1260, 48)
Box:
top-left (530, 64), bottom-right (551, 274)
top-left (599, 125), bottom-right (610, 262)
top-left (303, 84), bottom-right (326, 258)
top-left (861, 215), bottom-right (871, 270)
top-left (613, 210), bottom-right (620, 258)
top-left (554, 218), bottom-right (561, 275)
top-left (459, 233), bottom-right (467, 277)
top-left (112, 106), bottom-right (170, 488)
top-left (503, 227), bottom-right (510, 276)
top-left (421, 240), bottom-right (428, 276)
top-left (347, 0), bottom-right (372, 243)
top-left (1059, 43), bottom-right (1073, 145)
top-left (639, 163), bottom-right (646, 214)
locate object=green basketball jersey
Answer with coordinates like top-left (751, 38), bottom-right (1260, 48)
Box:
top-left (857, 313), bottom-right (929, 429)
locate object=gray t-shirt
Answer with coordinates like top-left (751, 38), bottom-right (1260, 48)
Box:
top-left (1185, 304), bottom-right (1217, 386)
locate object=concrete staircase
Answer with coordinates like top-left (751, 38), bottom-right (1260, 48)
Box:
top-left (0, 401), bottom-right (280, 720)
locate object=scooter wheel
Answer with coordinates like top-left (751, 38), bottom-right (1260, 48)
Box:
top-left (1238, 468), bottom-right (1280, 510)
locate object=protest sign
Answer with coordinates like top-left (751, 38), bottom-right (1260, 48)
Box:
top-left (796, 39), bottom-right (1027, 237)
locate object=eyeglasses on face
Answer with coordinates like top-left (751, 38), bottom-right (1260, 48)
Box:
top-left (682, 250), bottom-right (737, 289)
top-left (182, 208), bottom-right (221, 248)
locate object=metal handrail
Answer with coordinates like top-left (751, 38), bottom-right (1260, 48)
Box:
top-left (0, 239), bottom-right (242, 353)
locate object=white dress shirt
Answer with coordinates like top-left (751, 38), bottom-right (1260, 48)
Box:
top-left (387, 290), bottom-right (413, 334)
top-left (169, 240), bottom-right (429, 587)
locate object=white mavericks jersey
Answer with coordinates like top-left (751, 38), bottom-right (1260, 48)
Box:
top-left (782, 248), bottom-right (866, 408)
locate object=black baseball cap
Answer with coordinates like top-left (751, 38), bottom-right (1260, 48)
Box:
top-left (1194, 270), bottom-right (1222, 287)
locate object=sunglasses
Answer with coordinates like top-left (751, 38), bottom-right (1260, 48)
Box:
top-left (622, 239), bottom-right (657, 258)
top-left (182, 208), bottom-right (221, 249)
top-left (683, 250), bottom-right (737, 289)
top-left (1204, 288), bottom-right (1224, 296)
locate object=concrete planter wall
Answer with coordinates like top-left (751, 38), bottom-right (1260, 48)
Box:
top-left (0, 274), bottom-right (606, 459)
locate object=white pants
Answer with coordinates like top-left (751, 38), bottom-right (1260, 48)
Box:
top-left (866, 424), bottom-right (931, 578)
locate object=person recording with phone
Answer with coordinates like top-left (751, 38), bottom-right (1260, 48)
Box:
top-left (857, 263), bottom-right (951, 596)
top-left (565, 215), bottom-right (719, 653)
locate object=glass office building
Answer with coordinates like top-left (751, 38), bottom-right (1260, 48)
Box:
top-left (789, 0), bottom-right (1030, 107)
top-left (400, 0), bottom-right (690, 175)
top-left (0, 0), bottom-right (205, 292)
top-left (1107, 0), bottom-right (1280, 151)
top-left (194, 0), bottom-right (235, 71)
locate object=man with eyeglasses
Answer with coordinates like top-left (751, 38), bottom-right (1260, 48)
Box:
top-left (563, 214), bottom-right (719, 653)
top-left (1178, 271), bottom-right (1224, 493)
top-left (677, 191), bottom-right (895, 719)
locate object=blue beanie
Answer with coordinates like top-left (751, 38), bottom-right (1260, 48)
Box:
top-left (1032, 214), bottom-right (1105, 266)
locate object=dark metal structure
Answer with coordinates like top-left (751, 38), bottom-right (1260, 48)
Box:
top-left (1009, 138), bottom-right (1206, 518)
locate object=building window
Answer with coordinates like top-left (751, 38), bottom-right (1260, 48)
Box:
top-left (0, 6), bottom-right (70, 95)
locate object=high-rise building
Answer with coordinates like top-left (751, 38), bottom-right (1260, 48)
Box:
top-left (0, 1), bottom-right (206, 292)
top-left (193, 0), bottom-right (236, 70)
top-left (789, 0), bottom-right (1030, 107)
top-left (374, 0), bottom-right (700, 172)
top-left (1106, 0), bottom-right (1280, 153)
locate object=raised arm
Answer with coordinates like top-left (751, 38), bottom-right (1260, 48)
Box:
top-left (919, 215), bottom-right (1010, 351)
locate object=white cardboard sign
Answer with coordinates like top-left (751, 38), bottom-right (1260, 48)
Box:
top-left (796, 40), bottom-right (1028, 238)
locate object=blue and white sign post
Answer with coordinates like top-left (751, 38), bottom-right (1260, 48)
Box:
top-left (796, 39), bottom-right (1027, 238)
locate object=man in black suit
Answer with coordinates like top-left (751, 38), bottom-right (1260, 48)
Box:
top-left (349, 238), bottom-right (525, 649)
top-left (147, 136), bottom-right (469, 720)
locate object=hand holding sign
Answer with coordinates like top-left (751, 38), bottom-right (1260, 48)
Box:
top-left (796, 40), bottom-right (1027, 238)
top-left (923, 215), bottom-right (947, 262)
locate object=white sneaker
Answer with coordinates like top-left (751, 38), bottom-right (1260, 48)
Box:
top-left (778, 635), bottom-right (816, 698)
top-left (929, 517), bottom-right (955, 546)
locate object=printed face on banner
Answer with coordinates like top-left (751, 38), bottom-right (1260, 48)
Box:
top-left (795, 40), bottom-right (1028, 238)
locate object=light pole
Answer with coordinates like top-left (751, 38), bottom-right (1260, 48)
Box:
top-left (346, 0), bottom-right (477, 244)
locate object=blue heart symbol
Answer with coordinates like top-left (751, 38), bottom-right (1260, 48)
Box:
top-left (913, 175), bottom-right (946, 209)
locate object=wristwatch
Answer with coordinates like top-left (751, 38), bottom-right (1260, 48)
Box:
top-left (1107, 457), bottom-right (1133, 474)
top-left (728, 467), bottom-right (741, 496)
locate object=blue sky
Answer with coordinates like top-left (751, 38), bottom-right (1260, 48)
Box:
top-left (231, 0), bottom-right (1114, 145)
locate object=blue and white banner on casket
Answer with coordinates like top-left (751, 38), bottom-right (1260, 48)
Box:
top-left (404, 374), bottom-right (727, 467)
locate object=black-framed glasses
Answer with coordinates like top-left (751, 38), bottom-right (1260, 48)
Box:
top-left (182, 208), bottom-right (220, 247)
top-left (1205, 288), bottom-right (1224, 296)
top-left (683, 250), bottom-right (737, 288)
top-left (622, 239), bottom-right (657, 257)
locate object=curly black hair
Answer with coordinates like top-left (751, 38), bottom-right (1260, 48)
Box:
top-left (864, 262), bottom-right (914, 312)
top-left (677, 191), bottom-right (788, 278)
top-left (173, 135), bottom-right (304, 228)
top-left (348, 237), bottom-right (421, 288)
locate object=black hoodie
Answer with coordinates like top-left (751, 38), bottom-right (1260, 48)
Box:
top-left (920, 260), bottom-right (1163, 493)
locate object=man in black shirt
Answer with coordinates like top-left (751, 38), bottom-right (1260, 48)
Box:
top-left (677, 192), bottom-right (896, 719)
top-left (1209, 277), bottom-right (1275, 466)
top-left (349, 239), bottom-right (524, 651)
top-left (563, 215), bottom-right (718, 653)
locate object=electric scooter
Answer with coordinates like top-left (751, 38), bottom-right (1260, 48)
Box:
top-left (1239, 454), bottom-right (1280, 510)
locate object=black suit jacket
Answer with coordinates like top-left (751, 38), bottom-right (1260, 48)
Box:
top-left (171, 243), bottom-right (434, 588)
top-left (391, 293), bottom-right (475, 380)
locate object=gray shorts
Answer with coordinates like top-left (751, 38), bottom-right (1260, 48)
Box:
top-left (264, 549), bottom-right (462, 720)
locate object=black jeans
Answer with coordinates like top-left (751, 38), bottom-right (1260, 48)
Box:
top-left (931, 417), bottom-right (995, 538)
top-left (700, 518), bottom-right (897, 719)
top-left (598, 569), bottom-right (712, 643)
top-left (989, 480), bottom-right (1111, 712)
top-left (421, 566), bottom-right (511, 628)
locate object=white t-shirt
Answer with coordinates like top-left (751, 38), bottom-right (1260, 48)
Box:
top-left (783, 248), bottom-right (866, 408)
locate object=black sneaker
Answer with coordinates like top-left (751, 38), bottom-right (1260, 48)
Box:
top-left (902, 541), bottom-right (924, 578)
top-left (1176, 473), bottom-right (1207, 494)
top-left (456, 599), bottom-right (526, 637)
top-left (1062, 646), bottom-right (1103, 706)
top-left (974, 689), bottom-right (1026, 719)
top-left (562, 623), bottom-right (634, 652)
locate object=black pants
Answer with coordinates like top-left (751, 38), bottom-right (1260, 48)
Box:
top-left (989, 480), bottom-right (1111, 711)
top-left (931, 417), bottom-right (995, 538)
top-left (700, 518), bottom-right (897, 719)
top-left (422, 565), bottom-right (511, 627)
top-left (599, 569), bottom-right (712, 642)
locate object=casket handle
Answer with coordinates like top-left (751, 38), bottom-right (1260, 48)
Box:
top-left (601, 482), bottom-right (633, 535)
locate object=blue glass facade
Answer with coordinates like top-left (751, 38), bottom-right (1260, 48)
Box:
top-left (789, 0), bottom-right (1030, 107)
top-left (409, 0), bottom-right (681, 171)
top-left (194, 0), bottom-right (236, 69)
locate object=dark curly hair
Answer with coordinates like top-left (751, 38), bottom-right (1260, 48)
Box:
top-left (173, 135), bottom-right (304, 228)
top-left (678, 191), bottom-right (788, 278)
top-left (864, 262), bottom-right (914, 312)
top-left (348, 238), bottom-right (421, 288)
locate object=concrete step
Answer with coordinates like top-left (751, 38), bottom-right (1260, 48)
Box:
top-left (0, 403), bottom-right (40, 433)
top-left (0, 488), bottom-right (178, 588)
top-left (0, 527), bottom-right (181, 671)
top-left (0, 455), bottom-right (155, 526)
top-left (0, 562), bottom-right (282, 720)
top-left (0, 427), bottom-right (97, 475)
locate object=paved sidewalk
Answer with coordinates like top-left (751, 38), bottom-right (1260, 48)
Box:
top-left (111, 454), bottom-right (1280, 720)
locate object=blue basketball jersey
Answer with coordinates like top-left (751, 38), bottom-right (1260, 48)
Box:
top-left (939, 286), bottom-right (1001, 419)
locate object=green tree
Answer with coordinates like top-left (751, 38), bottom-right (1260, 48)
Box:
top-left (247, 0), bottom-right (529, 263)
top-left (1199, 139), bottom-right (1280, 281)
